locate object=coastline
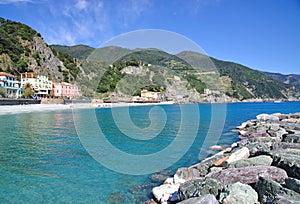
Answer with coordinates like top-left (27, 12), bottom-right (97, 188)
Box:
top-left (1, 100), bottom-right (300, 116)
top-left (0, 101), bottom-right (175, 116)
top-left (148, 112), bottom-right (300, 204)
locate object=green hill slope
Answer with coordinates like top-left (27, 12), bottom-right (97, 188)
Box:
top-left (50, 44), bottom-right (94, 59)
top-left (1, 17), bottom-right (298, 101)
top-left (177, 51), bottom-right (292, 100)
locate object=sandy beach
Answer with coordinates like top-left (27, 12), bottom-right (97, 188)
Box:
top-left (0, 101), bottom-right (174, 116)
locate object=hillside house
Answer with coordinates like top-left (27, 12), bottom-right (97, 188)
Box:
top-left (51, 82), bottom-right (80, 99)
top-left (21, 73), bottom-right (52, 97)
top-left (141, 90), bottom-right (162, 101)
top-left (0, 72), bottom-right (22, 98)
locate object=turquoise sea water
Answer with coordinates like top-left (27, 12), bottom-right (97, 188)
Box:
top-left (1, 102), bottom-right (300, 203)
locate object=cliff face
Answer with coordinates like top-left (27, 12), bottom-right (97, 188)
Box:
top-left (0, 18), bottom-right (74, 82)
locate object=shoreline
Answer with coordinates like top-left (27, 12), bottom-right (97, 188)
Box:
top-left (1, 100), bottom-right (300, 116)
top-left (0, 101), bottom-right (175, 116)
top-left (148, 112), bottom-right (300, 204)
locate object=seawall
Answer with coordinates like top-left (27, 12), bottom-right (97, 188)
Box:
top-left (0, 99), bottom-right (41, 105)
top-left (147, 112), bottom-right (300, 204)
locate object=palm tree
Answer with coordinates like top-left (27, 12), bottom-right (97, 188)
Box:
top-left (22, 83), bottom-right (34, 98)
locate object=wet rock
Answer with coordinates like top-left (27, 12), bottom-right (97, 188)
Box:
top-left (129, 183), bottom-right (156, 195)
top-left (228, 155), bottom-right (273, 168)
top-left (174, 167), bottom-right (202, 184)
top-left (219, 182), bottom-right (258, 204)
top-left (255, 177), bottom-right (300, 203)
top-left (152, 184), bottom-right (179, 203)
top-left (283, 134), bottom-right (300, 143)
top-left (145, 199), bottom-right (158, 204)
top-left (107, 192), bottom-right (131, 204)
top-left (256, 114), bottom-right (279, 122)
top-left (178, 194), bottom-right (218, 204)
top-left (285, 177), bottom-right (300, 194)
top-left (150, 173), bottom-right (171, 184)
top-left (208, 166), bottom-right (288, 186)
top-left (178, 177), bottom-right (222, 201)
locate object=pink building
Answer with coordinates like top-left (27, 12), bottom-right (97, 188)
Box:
top-left (52, 82), bottom-right (80, 99)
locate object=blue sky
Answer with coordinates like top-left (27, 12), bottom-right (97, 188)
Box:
top-left (0, 0), bottom-right (299, 74)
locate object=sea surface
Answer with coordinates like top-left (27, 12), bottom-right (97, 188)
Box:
top-left (0, 102), bottom-right (300, 203)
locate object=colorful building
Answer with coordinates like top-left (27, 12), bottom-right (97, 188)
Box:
top-left (141, 90), bottom-right (162, 101)
top-left (51, 82), bottom-right (80, 99)
top-left (21, 73), bottom-right (52, 97)
top-left (0, 72), bottom-right (22, 98)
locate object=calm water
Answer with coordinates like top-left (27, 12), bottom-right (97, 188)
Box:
top-left (0, 102), bottom-right (300, 203)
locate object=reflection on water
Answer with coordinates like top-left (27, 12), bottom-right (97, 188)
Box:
top-left (0, 102), bottom-right (300, 203)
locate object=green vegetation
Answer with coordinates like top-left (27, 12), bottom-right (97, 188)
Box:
top-left (51, 48), bottom-right (80, 81)
top-left (212, 58), bottom-right (288, 99)
top-left (22, 83), bottom-right (34, 98)
top-left (50, 45), bottom-right (95, 59)
top-left (0, 87), bottom-right (6, 97)
top-left (119, 49), bottom-right (193, 70)
top-left (0, 17), bottom-right (37, 66)
top-left (185, 74), bottom-right (206, 94)
top-left (97, 66), bottom-right (125, 93)
top-left (0, 17), bottom-right (297, 100)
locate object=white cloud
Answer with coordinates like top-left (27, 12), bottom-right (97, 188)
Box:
top-left (42, 0), bottom-right (152, 46)
top-left (75, 0), bottom-right (88, 11)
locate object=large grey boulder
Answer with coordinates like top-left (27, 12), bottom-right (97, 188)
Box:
top-left (174, 167), bottom-right (203, 184)
top-left (285, 177), bottom-right (300, 194)
top-left (178, 194), bottom-right (218, 204)
top-left (239, 137), bottom-right (280, 156)
top-left (256, 114), bottom-right (279, 122)
top-left (228, 155), bottom-right (273, 168)
top-left (255, 177), bottom-right (300, 203)
top-left (208, 166), bottom-right (288, 186)
top-left (283, 134), bottom-right (300, 143)
top-left (178, 177), bottom-right (222, 201)
top-left (219, 182), bottom-right (258, 204)
top-left (270, 148), bottom-right (300, 179)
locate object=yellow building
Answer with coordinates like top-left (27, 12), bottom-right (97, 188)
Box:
top-left (21, 73), bottom-right (52, 97)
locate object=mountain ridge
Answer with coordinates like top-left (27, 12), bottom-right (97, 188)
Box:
top-left (0, 17), bottom-right (299, 101)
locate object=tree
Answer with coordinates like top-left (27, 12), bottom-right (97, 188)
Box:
top-left (0, 87), bottom-right (7, 97)
top-left (22, 83), bottom-right (34, 98)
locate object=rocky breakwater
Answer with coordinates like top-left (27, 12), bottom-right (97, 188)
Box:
top-left (147, 112), bottom-right (300, 204)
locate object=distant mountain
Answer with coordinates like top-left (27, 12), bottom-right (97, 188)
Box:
top-left (262, 72), bottom-right (300, 89)
top-left (87, 46), bottom-right (131, 64)
top-left (50, 44), bottom-right (94, 59)
top-left (1, 17), bottom-right (299, 101)
top-left (177, 51), bottom-right (293, 100)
